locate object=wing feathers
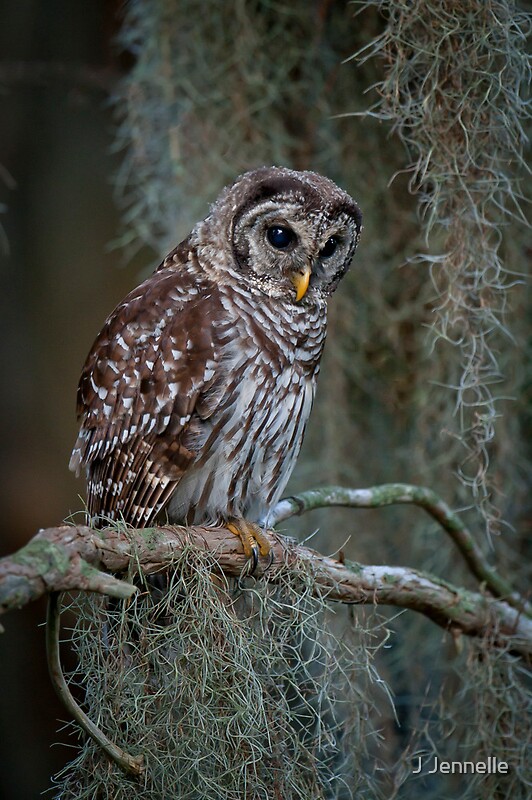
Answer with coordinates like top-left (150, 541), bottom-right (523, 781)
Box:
top-left (71, 263), bottom-right (223, 525)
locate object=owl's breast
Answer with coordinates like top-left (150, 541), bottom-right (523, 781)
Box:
top-left (223, 285), bottom-right (327, 374)
top-left (166, 293), bottom-right (325, 526)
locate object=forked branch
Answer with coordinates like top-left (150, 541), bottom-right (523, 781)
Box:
top-left (0, 490), bottom-right (530, 777)
top-left (0, 493), bottom-right (530, 657)
top-left (271, 483), bottom-right (530, 617)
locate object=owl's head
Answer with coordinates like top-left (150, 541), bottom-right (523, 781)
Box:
top-left (196, 166), bottom-right (362, 304)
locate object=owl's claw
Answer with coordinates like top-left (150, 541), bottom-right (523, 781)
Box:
top-left (248, 543), bottom-right (259, 575)
top-left (227, 519), bottom-right (271, 574)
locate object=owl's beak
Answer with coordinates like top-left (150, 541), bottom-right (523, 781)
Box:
top-left (291, 265), bottom-right (311, 302)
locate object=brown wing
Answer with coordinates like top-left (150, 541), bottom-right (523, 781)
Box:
top-left (70, 261), bottom-right (222, 526)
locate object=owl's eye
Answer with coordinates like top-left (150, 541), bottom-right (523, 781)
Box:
top-left (320, 236), bottom-right (339, 258)
top-left (266, 226), bottom-right (296, 250)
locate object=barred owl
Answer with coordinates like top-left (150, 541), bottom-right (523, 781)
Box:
top-left (70, 167), bottom-right (362, 563)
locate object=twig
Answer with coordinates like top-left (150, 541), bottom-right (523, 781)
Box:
top-left (270, 484), bottom-right (530, 616)
top-left (46, 592), bottom-right (144, 778)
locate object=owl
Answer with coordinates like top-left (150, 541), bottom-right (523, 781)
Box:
top-left (70, 167), bottom-right (362, 566)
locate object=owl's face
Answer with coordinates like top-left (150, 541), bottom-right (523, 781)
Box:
top-left (196, 167), bottom-right (362, 304)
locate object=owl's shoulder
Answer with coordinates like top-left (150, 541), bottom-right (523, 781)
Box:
top-left (90, 247), bottom-right (221, 353)
top-left (71, 255), bottom-right (226, 462)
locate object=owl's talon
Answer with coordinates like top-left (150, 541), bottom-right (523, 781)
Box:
top-left (248, 542), bottom-right (259, 574)
top-left (264, 549), bottom-right (274, 572)
top-left (227, 519), bottom-right (270, 574)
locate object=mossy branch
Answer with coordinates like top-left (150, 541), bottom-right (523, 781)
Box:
top-left (0, 501), bottom-right (530, 658)
top-left (270, 483), bottom-right (530, 617)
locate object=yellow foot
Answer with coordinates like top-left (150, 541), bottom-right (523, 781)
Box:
top-left (226, 519), bottom-right (271, 573)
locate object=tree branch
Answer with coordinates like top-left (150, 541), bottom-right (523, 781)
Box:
top-left (46, 592), bottom-right (144, 778)
top-left (271, 484), bottom-right (531, 617)
top-left (0, 522), bottom-right (530, 658)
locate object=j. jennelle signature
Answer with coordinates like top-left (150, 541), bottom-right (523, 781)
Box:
top-left (412, 756), bottom-right (509, 774)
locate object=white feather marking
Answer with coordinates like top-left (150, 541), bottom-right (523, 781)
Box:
top-left (280, 371), bottom-right (291, 388)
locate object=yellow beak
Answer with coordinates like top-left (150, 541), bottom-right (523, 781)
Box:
top-left (291, 265), bottom-right (311, 302)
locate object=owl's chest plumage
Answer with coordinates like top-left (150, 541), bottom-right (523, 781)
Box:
top-left (167, 283), bottom-right (327, 525)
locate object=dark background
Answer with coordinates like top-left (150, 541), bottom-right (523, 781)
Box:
top-left (0, 3), bottom-right (144, 795)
